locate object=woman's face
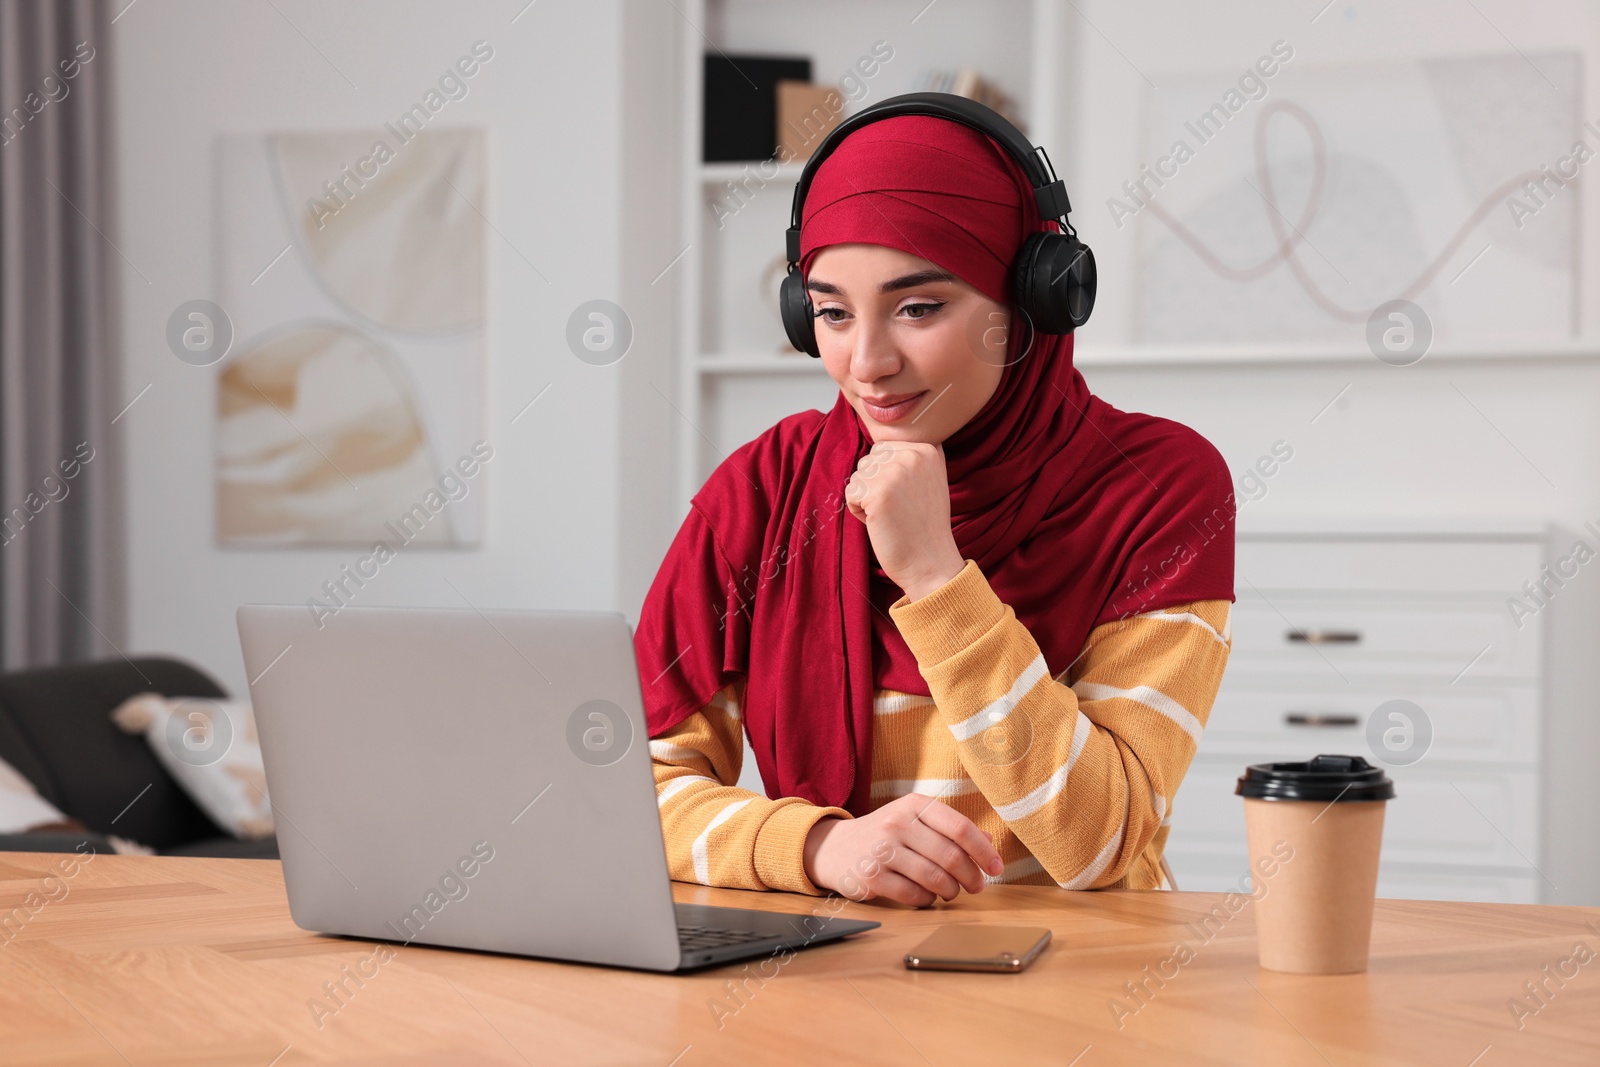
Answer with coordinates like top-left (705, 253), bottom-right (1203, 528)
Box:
top-left (806, 243), bottom-right (1009, 444)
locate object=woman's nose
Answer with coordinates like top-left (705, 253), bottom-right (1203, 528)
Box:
top-left (849, 316), bottom-right (900, 382)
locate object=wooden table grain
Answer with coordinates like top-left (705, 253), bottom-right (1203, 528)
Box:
top-left (1, 852), bottom-right (1596, 1065)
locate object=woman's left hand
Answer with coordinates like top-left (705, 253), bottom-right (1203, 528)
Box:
top-left (844, 442), bottom-right (966, 600)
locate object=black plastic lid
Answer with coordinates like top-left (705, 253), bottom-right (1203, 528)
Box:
top-left (1235, 754), bottom-right (1396, 802)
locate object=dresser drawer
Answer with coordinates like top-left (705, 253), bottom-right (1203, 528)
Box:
top-left (1229, 596), bottom-right (1539, 680)
top-left (1166, 762), bottom-right (1538, 870)
top-left (1199, 683), bottom-right (1539, 765)
top-left (1166, 854), bottom-right (1539, 904)
top-left (1238, 538), bottom-right (1543, 594)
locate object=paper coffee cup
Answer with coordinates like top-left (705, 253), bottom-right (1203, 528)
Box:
top-left (1235, 754), bottom-right (1395, 974)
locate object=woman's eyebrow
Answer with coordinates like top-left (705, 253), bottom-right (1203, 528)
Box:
top-left (880, 269), bottom-right (958, 292)
top-left (805, 269), bottom-right (958, 297)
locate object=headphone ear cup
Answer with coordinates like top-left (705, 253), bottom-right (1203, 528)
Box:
top-left (1010, 232), bottom-right (1045, 331)
top-left (779, 269), bottom-right (819, 357)
top-left (1061, 239), bottom-right (1097, 330)
top-left (1012, 231), bottom-right (1097, 334)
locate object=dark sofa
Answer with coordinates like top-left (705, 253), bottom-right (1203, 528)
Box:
top-left (0, 656), bottom-right (278, 859)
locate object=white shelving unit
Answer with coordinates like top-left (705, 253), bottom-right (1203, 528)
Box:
top-left (673, 0), bottom-right (1062, 512)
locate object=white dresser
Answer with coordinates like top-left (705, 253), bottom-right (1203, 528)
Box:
top-left (1166, 520), bottom-right (1548, 903)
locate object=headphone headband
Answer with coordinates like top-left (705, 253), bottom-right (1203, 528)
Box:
top-left (777, 90), bottom-right (1095, 355)
top-left (784, 92), bottom-right (1073, 266)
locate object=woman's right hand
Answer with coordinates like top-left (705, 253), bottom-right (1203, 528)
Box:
top-left (802, 794), bottom-right (1005, 907)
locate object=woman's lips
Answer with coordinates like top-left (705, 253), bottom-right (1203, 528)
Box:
top-left (860, 391), bottom-right (928, 424)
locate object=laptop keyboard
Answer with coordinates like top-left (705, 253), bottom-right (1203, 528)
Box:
top-left (677, 924), bottom-right (775, 952)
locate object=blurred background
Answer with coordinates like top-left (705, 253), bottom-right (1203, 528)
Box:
top-left (2, 0), bottom-right (1597, 902)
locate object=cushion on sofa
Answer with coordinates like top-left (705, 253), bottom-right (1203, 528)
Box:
top-left (0, 658), bottom-right (233, 850)
top-left (111, 694), bottom-right (274, 839)
top-left (0, 754), bottom-right (70, 833)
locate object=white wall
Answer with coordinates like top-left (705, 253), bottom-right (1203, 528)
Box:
top-left (1062, 0), bottom-right (1600, 345)
top-left (113, 0), bottom-right (640, 695)
top-left (618, 2), bottom-right (687, 619)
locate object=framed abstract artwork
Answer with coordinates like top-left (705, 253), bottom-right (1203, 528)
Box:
top-left (215, 126), bottom-right (487, 546)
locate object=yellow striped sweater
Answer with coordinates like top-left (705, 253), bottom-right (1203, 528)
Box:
top-left (650, 559), bottom-right (1232, 894)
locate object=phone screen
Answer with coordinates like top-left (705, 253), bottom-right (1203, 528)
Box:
top-left (903, 925), bottom-right (1052, 972)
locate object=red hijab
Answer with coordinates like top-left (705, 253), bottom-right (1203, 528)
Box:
top-left (636, 115), bottom-right (1235, 815)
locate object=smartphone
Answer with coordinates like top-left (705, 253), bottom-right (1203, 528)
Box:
top-left (903, 925), bottom-right (1052, 972)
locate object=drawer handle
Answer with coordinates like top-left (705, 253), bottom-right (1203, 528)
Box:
top-left (1286, 629), bottom-right (1362, 645)
top-left (1284, 712), bottom-right (1360, 728)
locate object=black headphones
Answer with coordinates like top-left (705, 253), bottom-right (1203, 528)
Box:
top-left (780, 91), bottom-right (1096, 358)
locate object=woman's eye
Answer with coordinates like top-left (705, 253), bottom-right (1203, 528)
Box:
top-left (901, 301), bottom-right (945, 320)
top-left (814, 307), bottom-right (848, 323)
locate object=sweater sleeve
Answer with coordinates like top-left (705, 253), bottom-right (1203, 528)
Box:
top-left (888, 559), bottom-right (1232, 889)
top-left (650, 677), bottom-right (852, 894)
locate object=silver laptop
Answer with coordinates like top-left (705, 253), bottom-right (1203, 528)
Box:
top-left (236, 603), bottom-right (877, 972)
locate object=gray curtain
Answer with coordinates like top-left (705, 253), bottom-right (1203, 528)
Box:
top-left (0, 0), bottom-right (124, 669)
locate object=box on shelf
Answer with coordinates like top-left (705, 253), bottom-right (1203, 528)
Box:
top-left (776, 80), bottom-right (843, 162)
top-left (703, 53), bottom-right (811, 163)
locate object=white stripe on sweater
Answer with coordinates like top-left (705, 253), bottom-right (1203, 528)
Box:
top-left (874, 692), bottom-right (936, 715)
top-left (657, 774), bottom-right (715, 807)
top-left (870, 777), bottom-right (978, 800)
top-left (691, 798), bottom-right (753, 884)
top-left (1071, 681), bottom-right (1204, 745)
top-left (1058, 789), bottom-right (1129, 890)
top-left (706, 692), bottom-right (741, 722)
top-left (992, 711), bottom-right (1093, 822)
top-left (984, 854), bottom-right (1046, 885)
top-left (948, 653), bottom-right (1049, 741)
top-left (649, 739), bottom-right (704, 763)
top-left (1142, 609), bottom-right (1230, 646)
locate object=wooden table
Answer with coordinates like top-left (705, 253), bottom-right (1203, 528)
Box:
top-left (1, 853), bottom-right (1596, 1065)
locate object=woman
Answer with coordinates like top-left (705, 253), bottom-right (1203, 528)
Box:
top-left (635, 111), bottom-right (1235, 907)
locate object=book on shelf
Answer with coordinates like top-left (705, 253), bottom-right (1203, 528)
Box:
top-left (914, 67), bottom-right (1024, 133)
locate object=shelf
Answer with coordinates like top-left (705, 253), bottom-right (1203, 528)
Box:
top-left (1074, 338), bottom-right (1600, 367)
top-left (693, 342), bottom-right (1600, 375)
top-left (695, 352), bottom-right (825, 374)
top-left (701, 160), bottom-right (807, 184)
top-left (1234, 515), bottom-right (1552, 540)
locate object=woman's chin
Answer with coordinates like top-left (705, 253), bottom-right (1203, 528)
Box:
top-left (863, 423), bottom-right (944, 446)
